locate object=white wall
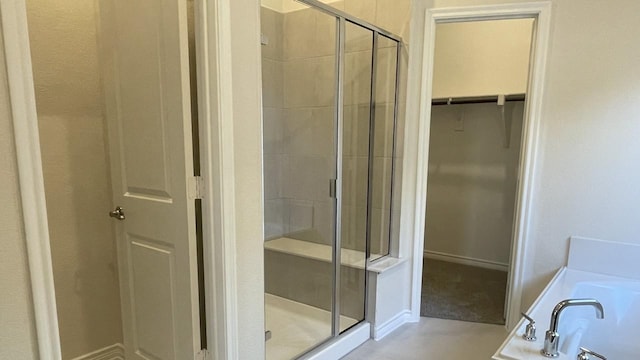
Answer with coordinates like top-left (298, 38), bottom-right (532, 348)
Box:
top-left (0, 20), bottom-right (39, 360)
top-left (432, 19), bottom-right (533, 98)
top-left (522, 0), bottom-right (640, 307)
top-left (25, 0), bottom-right (123, 357)
top-left (425, 102), bottom-right (524, 267)
top-left (408, 0), bottom-right (640, 318)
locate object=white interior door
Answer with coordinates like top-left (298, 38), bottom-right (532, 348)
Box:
top-left (99, 0), bottom-right (201, 359)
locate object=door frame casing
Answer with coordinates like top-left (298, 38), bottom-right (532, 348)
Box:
top-left (0, 0), bottom-right (250, 358)
top-left (403, 1), bottom-right (552, 329)
top-left (0, 1), bottom-right (61, 358)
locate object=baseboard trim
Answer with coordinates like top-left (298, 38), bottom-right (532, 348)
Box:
top-left (373, 310), bottom-right (411, 341)
top-left (423, 250), bottom-right (508, 272)
top-left (70, 343), bottom-right (124, 360)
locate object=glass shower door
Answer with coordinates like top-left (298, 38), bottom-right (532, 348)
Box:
top-left (261, 2), bottom-right (338, 359)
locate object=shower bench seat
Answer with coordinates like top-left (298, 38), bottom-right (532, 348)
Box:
top-left (264, 236), bottom-right (408, 331)
top-left (264, 237), bottom-right (380, 270)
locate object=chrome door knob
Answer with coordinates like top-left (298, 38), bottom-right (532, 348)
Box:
top-left (109, 206), bottom-right (126, 220)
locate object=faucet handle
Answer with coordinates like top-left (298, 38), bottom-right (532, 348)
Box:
top-left (521, 312), bottom-right (537, 341)
top-left (577, 347), bottom-right (607, 360)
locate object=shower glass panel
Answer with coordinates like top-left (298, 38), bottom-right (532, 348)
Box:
top-left (339, 21), bottom-right (373, 332)
top-left (261, 3), bottom-right (337, 359)
top-left (369, 35), bottom-right (398, 260)
top-left (262, 0), bottom-right (402, 357)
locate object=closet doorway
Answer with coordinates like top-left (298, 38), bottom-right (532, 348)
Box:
top-left (421, 19), bottom-right (534, 325)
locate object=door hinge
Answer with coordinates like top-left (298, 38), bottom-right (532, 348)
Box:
top-left (189, 176), bottom-right (205, 200)
top-left (196, 349), bottom-right (209, 360)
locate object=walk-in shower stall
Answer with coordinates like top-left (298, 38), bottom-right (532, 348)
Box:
top-left (261, 0), bottom-right (403, 358)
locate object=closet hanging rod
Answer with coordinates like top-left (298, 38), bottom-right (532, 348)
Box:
top-left (432, 93), bottom-right (526, 106)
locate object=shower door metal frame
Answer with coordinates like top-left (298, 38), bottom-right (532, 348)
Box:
top-left (295, 0), bottom-right (403, 351)
top-left (332, 15), bottom-right (346, 338)
top-left (299, 0), bottom-right (402, 42)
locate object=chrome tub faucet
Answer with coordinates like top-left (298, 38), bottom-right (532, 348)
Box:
top-left (541, 298), bottom-right (605, 358)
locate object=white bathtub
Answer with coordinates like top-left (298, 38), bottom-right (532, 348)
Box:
top-left (495, 268), bottom-right (640, 359)
top-left (497, 268), bottom-right (640, 359)
top-left (562, 278), bottom-right (640, 358)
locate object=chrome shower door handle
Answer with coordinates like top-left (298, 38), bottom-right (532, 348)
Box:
top-left (109, 206), bottom-right (126, 220)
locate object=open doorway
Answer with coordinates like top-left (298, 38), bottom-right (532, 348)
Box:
top-left (23, 0), bottom-right (206, 358)
top-left (421, 19), bottom-right (534, 325)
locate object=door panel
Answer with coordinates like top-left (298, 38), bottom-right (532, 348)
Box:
top-left (130, 239), bottom-right (176, 359)
top-left (99, 0), bottom-right (199, 358)
top-left (115, 0), bottom-right (176, 201)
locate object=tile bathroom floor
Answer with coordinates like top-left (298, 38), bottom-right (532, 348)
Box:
top-left (342, 317), bottom-right (507, 359)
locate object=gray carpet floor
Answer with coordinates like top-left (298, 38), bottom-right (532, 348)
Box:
top-left (421, 258), bottom-right (507, 325)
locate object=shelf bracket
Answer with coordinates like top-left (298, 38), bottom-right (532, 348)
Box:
top-left (497, 95), bottom-right (512, 148)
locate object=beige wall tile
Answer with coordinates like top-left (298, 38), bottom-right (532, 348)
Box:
top-left (264, 199), bottom-right (286, 239)
top-left (326, 0), bottom-right (345, 11)
top-left (264, 250), bottom-right (365, 320)
top-left (373, 103), bottom-right (395, 157)
top-left (375, 45), bottom-right (398, 103)
top-left (288, 199), bottom-right (315, 233)
top-left (369, 207), bottom-right (390, 255)
top-left (314, 10), bottom-right (339, 58)
top-left (344, 50), bottom-right (372, 106)
top-left (345, 24), bottom-right (374, 54)
top-left (263, 107), bottom-right (284, 155)
top-left (283, 8), bottom-right (316, 60)
top-left (371, 156), bottom-right (392, 210)
top-left (284, 56), bottom-right (335, 108)
top-left (310, 107), bottom-right (336, 157)
top-left (312, 155), bottom-right (332, 202)
top-left (375, 0), bottom-right (411, 41)
top-left (343, 105), bottom-right (370, 157)
top-left (312, 200), bottom-right (335, 246)
top-left (314, 55), bottom-right (337, 107)
top-left (340, 205), bottom-right (367, 251)
top-left (261, 0), bottom-right (408, 263)
top-left (265, 251), bottom-right (333, 310)
top-left (345, 0), bottom-right (376, 24)
top-left (263, 154), bottom-right (283, 200)
top-left (262, 58), bottom-right (284, 108)
top-left (341, 155), bottom-right (368, 209)
top-left (285, 155), bottom-right (327, 202)
top-left (260, 7), bottom-right (284, 61)
top-left (283, 58), bottom-right (315, 108)
top-left (339, 264), bottom-right (365, 320)
top-left (284, 107), bottom-right (313, 155)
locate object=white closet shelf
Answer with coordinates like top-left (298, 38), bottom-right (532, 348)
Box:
top-left (265, 237), bottom-right (380, 270)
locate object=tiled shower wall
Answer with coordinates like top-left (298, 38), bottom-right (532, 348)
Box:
top-left (262, 0), bottom-right (409, 255)
top-left (262, 6), bottom-right (337, 246)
